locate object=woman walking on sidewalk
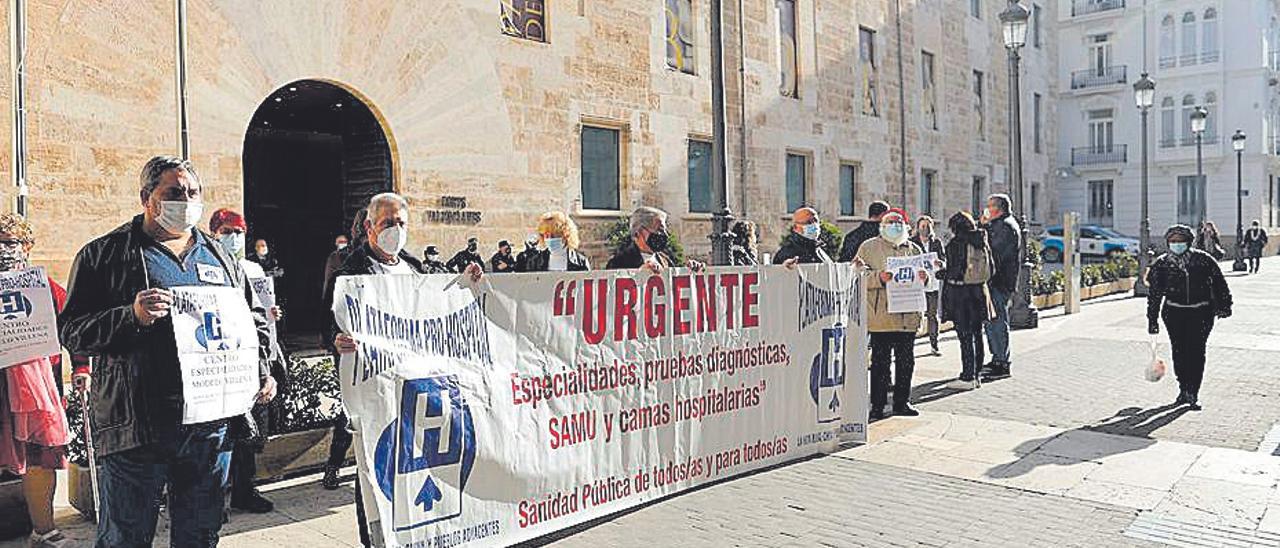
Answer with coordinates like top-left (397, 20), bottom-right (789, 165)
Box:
top-left (939, 212), bottom-right (994, 391)
top-left (1147, 225), bottom-right (1233, 411)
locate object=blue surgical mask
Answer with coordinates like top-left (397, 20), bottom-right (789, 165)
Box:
top-left (881, 223), bottom-right (907, 243)
top-left (801, 223), bottom-right (821, 240)
top-left (1169, 242), bottom-right (1189, 255)
top-left (546, 237), bottom-right (566, 252)
top-left (218, 233), bottom-right (246, 259)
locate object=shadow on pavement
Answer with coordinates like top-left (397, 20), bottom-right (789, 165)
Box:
top-left (910, 379), bottom-right (968, 405)
top-left (985, 403), bottom-right (1189, 480)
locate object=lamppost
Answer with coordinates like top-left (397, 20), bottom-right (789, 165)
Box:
top-left (1191, 106), bottom-right (1208, 230)
top-left (1133, 73), bottom-right (1155, 296)
top-left (1231, 130), bottom-right (1248, 271)
top-left (1000, 0), bottom-right (1038, 329)
top-left (708, 0), bottom-right (734, 265)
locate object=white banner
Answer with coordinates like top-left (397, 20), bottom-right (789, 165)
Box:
top-left (0, 266), bottom-right (61, 369)
top-left (885, 255), bottom-right (927, 313)
top-left (332, 264), bottom-right (868, 547)
top-left (249, 276), bottom-right (279, 350)
top-left (170, 285), bottom-right (260, 424)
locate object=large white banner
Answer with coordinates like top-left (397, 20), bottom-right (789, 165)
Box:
top-left (0, 266), bottom-right (61, 369)
top-left (332, 264), bottom-right (868, 547)
top-left (170, 285), bottom-right (260, 424)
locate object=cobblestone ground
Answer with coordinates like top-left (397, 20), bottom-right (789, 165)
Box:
top-left (539, 457), bottom-right (1161, 548)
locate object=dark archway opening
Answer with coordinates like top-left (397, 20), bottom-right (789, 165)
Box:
top-left (243, 80), bottom-right (392, 350)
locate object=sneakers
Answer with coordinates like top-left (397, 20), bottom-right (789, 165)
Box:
top-left (322, 465), bottom-right (341, 490)
top-left (946, 378), bottom-right (978, 391)
top-left (892, 404), bottom-right (920, 417)
top-left (230, 489), bottom-right (275, 513)
top-left (28, 529), bottom-right (74, 548)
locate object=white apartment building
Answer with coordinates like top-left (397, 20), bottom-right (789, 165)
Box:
top-left (1056, 0), bottom-right (1280, 249)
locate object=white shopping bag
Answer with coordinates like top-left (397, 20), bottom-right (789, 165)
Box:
top-left (1145, 337), bottom-right (1166, 382)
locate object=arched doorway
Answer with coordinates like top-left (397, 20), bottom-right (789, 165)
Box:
top-left (243, 80), bottom-right (393, 348)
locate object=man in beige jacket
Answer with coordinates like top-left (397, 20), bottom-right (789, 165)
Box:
top-left (855, 208), bottom-right (929, 419)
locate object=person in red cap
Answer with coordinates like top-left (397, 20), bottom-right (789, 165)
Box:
top-left (856, 207), bottom-right (930, 419)
top-left (209, 208), bottom-right (284, 514)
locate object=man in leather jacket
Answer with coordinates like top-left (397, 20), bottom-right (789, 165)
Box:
top-left (774, 207), bottom-right (832, 265)
top-left (1147, 224), bottom-right (1233, 410)
top-left (60, 156), bottom-right (274, 547)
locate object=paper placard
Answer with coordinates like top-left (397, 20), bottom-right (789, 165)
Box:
top-left (0, 266), bottom-right (61, 368)
top-left (170, 285), bottom-right (259, 424)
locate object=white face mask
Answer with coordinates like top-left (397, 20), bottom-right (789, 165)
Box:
top-left (336, 242), bottom-right (348, 250)
top-left (156, 200), bottom-right (203, 235)
top-left (881, 223), bottom-right (909, 245)
top-left (219, 233), bottom-right (246, 258)
top-left (427, 253), bottom-right (439, 262)
top-left (546, 237), bottom-right (567, 252)
top-left (375, 225), bottom-right (407, 257)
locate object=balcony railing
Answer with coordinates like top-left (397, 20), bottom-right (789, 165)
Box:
top-left (1072, 144), bottom-right (1128, 166)
top-left (1270, 50), bottom-right (1280, 71)
top-left (1179, 53), bottom-right (1199, 66)
top-left (1072, 0), bottom-right (1124, 16)
top-left (1159, 138), bottom-right (1178, 149)
top-left (1180, 134), bottom-right (1220, 146)
top-left (1159, 56), bottom-right (1177, 69)
top-left (1071, 65), bottom-right (1127, 89)
top-left (1201, 50), bottom-right (1220, 64)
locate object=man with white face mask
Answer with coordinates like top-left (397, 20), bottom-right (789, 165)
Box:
top-left (60, 156), bottom-right (275, 547)
top-left (855, 208), bottom-right (930, 420)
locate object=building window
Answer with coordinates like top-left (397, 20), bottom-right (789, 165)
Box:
top-left (1181, 12), bottom-right (1197, 66)
top-left (1204, 92), bottom-right (1218, 141)
top-left (1032, 4), bottom-right (1042, 48)
top-left (973, 70), bottom-right (985, 139)
top-left (1202, 8), bottom-right (1218, 63)
top-left (687, 139), bottom-right (712, 213)
top-left (1181, 94), bottom-right (1196, 143)
top-left (922, 51), bottom-right (937, 130)
top-left (777, 0), bottom-right (798, 98)
top-left (1088, 34), bottom-right (1112, 77)
top-left (920, 170), bottom-right (937, 217)
top-left (1088, 180), bottom-right (1114, 226)
top-left (970, 0), bottom-right (981, 19)
top-left (840, 164), bottom-right (858, 216)
top-left (971, 176), bottom-right (985, 214)
top-left (785, 153), bottom-right (807, 211)
top-left (1159, 15), bottom-right (1176, 68)
top-left (581, 126), bottom-right (620, 210)
top-left (1033, 93), bottom-right (1043, 153)
top-left (665, 0), bottom-right (695, 74)
top-left (1030, 182), bottom-right (1041, 222)
top-left (1160, 96), bottom-right (1176, 148)
top-left (1177, 174), bottom-right (1206, 226)
top-left (860, 27), bottom-right (879, 117)
top-left (1088, 109), bottom-right (1114, 152)
top-left (500, 0), bottom-right (547, 43)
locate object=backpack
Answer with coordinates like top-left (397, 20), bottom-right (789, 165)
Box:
top-left (963, 243), bottom-right (993, 285)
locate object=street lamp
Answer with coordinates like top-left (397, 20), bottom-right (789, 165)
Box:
top-left (1000, 0), bottom-right (1038, 329)
top-left (707, 0), bottom-right (733, 265)
top-left (1232, 130), bottom-right (1248, 272)
top-left (1133, 73), bottom-right (1155, 297)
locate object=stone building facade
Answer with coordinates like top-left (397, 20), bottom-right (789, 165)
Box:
top-left (4, 0), bottom-right (1057, 289)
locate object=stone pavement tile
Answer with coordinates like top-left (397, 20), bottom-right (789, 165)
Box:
top-left (1183, 447), bottom-right (1280, 488)
top-left (983, 453), bottom-right (1099, 494)
top-left (1151, 476), bottom-right (1274, 530)
top-left (1083, 439), bottom-right (1206, 491)
top-left (1062, 478), bottom-right (1169, 510)
top-left (1263, 504), bottom-right (1280, 534)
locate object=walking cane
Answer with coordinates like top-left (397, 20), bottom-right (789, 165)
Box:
top-left (76, 358), bottom-right (100, 522)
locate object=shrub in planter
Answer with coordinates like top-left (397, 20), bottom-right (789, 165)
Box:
top-left (605, 217), bottom-right (686, 266)
top-left (273, 355), bottom-right (344, 435)
top-left (775, 220), bottom-right (844, 259)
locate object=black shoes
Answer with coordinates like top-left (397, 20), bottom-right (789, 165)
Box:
top-left (981, 362), bottom-right (1011, 381)
top-left (230, 490), bottom-right (275, 514)
top-left (893, 404), bottom-right (921, 417)
top-left (322, 465), bottom-right (342, 490)
top-left (1176, 390), bottom-right (1203, 411)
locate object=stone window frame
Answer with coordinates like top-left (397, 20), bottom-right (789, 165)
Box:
top-left (783, 149), bottom-right (813, 215)
top-left (837, 161), bottom-right (861, 220)
top-left (576, 117), bottom-right (630, 215)
top-left (685, 134), bottom-right (714, 215)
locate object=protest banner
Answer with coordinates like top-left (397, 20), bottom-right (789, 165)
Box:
top-left (170, 285), bottom-right (260, 424)
top-left (249, 276), bottom-right (279, 347)
top-left (0, 266), bottom-right (60, 368)
top-left (331, 264), bottom-right (868, 547)
top-left (885, 255), bottom-right (927, 313)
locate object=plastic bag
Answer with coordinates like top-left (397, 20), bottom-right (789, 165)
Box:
top-left (1145, 338), bottom-right (1167, 382)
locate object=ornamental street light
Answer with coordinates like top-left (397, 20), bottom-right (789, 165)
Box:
top-left (1133, 73), bottom-right (1155, 297)
top-left (708, 0), bottom-right (733, 265)
top-left (1232, 130), bottom-right (1248, 272)
top-left (1191, 106), bottom-right (1208, 231)
top-left (1000, 0), bottom-right (1038, 329)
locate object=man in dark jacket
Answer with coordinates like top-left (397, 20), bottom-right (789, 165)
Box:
top-left (490, 240), bottom-right (516, 273)
top-left (514, 236), bottom-right (539, 272)
top-left (774, 207), bottom-right (832, 265)
top-left (1243, 220), bottom-right (1268, 274)
top-left (980, 193), bottom-right (1021, 380)
top-left (60, 156), bottom-right (275, 547)
top-left (446, 237), bottom-right (485, 273)
top-left (838, 200), bottom-right (889, 262)
top-left (606, 206), bottom-right (703, 272)
top-left (1147, 224), bottom-right (1233, 410)
top-left (421, 245), bottom-right (451, 273)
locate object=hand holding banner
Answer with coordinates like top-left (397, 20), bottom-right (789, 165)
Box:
top-left (0, 266), bottom-right (61, 369)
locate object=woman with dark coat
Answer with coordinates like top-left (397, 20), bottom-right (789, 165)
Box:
top-left (939, 211), bottom-right (994, 390)
top-left (911, 216), bottom-right (946, 355)
top-left (524, 211), bottom-right (591, 272)
top-left (729, 220), bottom-right (759, 266)
top-left (1147, 224), bottom-right (1233, 410)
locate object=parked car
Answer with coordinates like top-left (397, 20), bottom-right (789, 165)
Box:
top-left (1039, 225), bottom-right (1140, 263)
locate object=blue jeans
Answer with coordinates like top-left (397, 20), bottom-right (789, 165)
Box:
top-left (984, 286), bottom-right (1012, 365)
top-left (96, 422), bottom-right (232, 548)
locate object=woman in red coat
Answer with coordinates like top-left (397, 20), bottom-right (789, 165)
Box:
top-left (0, 213), bottom-right (75, 547)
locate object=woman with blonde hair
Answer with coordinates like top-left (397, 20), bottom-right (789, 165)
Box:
top-left (525, 211), bottom-right (591, 271)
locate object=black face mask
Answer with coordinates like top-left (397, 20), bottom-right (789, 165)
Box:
top-left (646, 231), bottom-right (670, 253)
top-left (467, 244), bottom-right (477, 252)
